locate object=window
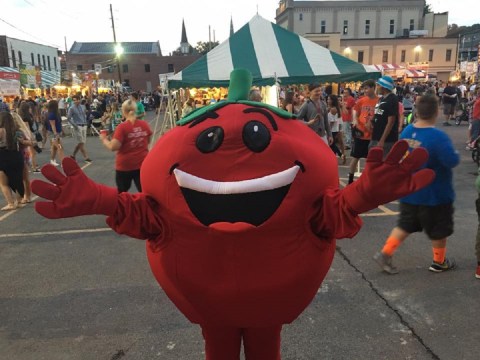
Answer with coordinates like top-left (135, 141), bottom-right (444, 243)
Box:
top-left (410, 19), bottom-right (415, 31)
top-left (320, 20), bottom-right (326, 34)
top-left (446, 49), bottom-right (452, 61)
top-left (122, 64), bottom-right (129, 73)
top-left (145, 64), bottom-right (151, 72)
top-left (365, 20), bottom-right (370, 35)
top-left (167, 63), bottom-right (174, 72)
top-left (107, 65), bottom-right (113, 73)
top-left (76, 64), bottom-right (83, 71)
top-left (389, 20), bottom-right (395, 35)
top-left (54, 57), bottom-right (57, 70)
top-left (91, 64), bottom-right (95, 70)
top-left (11, 50), bottom-right (16, 68)
top-left (37, 54), bottom-right (41, 67)
top-left (47, 56), bottom-right (51, 71)
top-left (401, 50), bottom-right (406, 62)
top-left (343, 20), bottom-right (348, 35)
top-left (299, 13), bottom-right (303, 21)
top-left (31, 53), bottom-right (35, 65)
top-left (382, 50), bottom-right (388, 62)
top-left (429, 49), bottom-right (434, 62)
top-left (42, 55), bottom-right (46, 70)
top-left (357, 51), bottom-right (364, 63)
top-left (18, 51), bottom-right (23, 65)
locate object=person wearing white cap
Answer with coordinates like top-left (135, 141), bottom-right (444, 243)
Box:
top-left (369, 75), bottom-right (399, 156)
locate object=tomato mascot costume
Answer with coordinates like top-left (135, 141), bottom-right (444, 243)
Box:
top-left (32, 69), bottom-right (434, 360)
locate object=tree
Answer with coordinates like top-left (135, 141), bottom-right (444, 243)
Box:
top-left (195, 41), bottom-right (220, 55)
top-left (171, 45), bottom-right (197, 56)
top-left (423, 2), bottom-right (432, 15)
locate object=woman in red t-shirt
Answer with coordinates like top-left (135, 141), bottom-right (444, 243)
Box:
top-left (100, 99), bottom-right (152, 193)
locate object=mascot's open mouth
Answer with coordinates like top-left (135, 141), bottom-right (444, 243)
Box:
top-left (173, 165), bottom-right (301, 227)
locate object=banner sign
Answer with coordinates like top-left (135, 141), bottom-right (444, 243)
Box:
top-left (19, 64), bottom-right (41, 88)
top-left (0, 79), bottom-right (21, 95)
top-left (0, 71), bottom-right (20, 80)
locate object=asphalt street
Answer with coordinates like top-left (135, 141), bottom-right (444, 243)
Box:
top-left (1, 110), bottom-right (479, 360)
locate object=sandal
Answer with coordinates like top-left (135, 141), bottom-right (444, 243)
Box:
top-left (1, 203), bottom-right (17, 211)
top-left (20, 199), bottom-right (31, 204)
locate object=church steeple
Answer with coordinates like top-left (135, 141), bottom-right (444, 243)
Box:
top-left (180, 19), bottom-right (190, 55)
top-left (230, 16), bottom-right (234, 36)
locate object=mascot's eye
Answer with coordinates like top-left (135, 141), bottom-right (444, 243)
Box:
top-left (196, 126), bottom-right (224, 153)
top-left (242, 121), bottom-right (271, 153)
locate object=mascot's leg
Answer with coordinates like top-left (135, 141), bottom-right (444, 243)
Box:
top-left (243, 325), bottom-right (282, 360)
top-left (201, 325), bottom-right (242, 360)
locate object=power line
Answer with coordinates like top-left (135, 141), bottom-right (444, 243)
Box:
top-left (0, 17), bottom-right (61, 49)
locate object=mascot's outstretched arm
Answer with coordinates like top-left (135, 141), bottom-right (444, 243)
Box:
top-left (31, 157), bottom-right (164, 240)
top-left (312, 141), bottom-right (435, 240)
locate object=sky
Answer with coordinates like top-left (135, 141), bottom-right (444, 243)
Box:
top-left (0, 0), bottom-right (478, 55)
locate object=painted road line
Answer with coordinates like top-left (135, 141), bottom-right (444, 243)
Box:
top-left (0, 162), bottom-right (91, 223)
top-left (0, 227), bottom-right (112, 239)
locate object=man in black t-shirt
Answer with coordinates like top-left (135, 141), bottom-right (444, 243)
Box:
top-left (370, 75), bottom-right (399, 156)
top-left (442, 82), bottom-right (458, 126)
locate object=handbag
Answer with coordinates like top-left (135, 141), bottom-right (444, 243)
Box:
top-left (35, 131), bottom-right (43, 142)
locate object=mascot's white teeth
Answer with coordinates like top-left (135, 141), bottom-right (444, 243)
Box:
top-left (173, 166), bottom-right (300, 195)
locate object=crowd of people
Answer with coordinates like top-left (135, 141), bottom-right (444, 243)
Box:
top-left (1, 75), bottom-right (480, 277)
top-left (0, 90), bottom-right (154, 210)
top-left (272, 75), bottom-right (480, 278)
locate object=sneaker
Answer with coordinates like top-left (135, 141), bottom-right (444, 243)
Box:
top-left (475, 265), bottom-right (480, 279)
top-left (50, 160), bottom-right (59, 166)
top-left (442, 122), bottom-right (452, 126)
top-left (428, 257), bottom-right (457, 273)
top-left (84, 158), bottom-right (92, 163)
top-left (373, 251), bottom-right (399, 274)
top-left (32, 168), bottom-right (41, 173)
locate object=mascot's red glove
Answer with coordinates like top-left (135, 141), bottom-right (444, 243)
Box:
top-left (31, 157), bottom-right (118, 219)
top-left (342, 140), bottom-right (435, 214)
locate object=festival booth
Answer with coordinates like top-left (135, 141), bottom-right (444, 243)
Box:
top-left (0, 67), bottom-right (21, 103)
top-left (154, 15), bottom-right (380, 140)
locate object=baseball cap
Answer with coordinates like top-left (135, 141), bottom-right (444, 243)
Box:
top-left (376, 75), bottom-right (395, 91)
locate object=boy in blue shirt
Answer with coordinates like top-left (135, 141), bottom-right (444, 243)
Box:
top-left (374, 94), bottom-right (460, 274)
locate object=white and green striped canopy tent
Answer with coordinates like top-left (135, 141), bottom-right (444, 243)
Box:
top-left (168, 15), bottom-right (380, 89)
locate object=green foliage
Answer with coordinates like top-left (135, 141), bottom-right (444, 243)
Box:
top-left (195, 41), bottom-right (220, 55)
top-left (423, 3), bottom-right (432, 16)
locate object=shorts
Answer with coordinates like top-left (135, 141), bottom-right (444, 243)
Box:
top-left (72, 125), bottom-right (87, 144)
top-left (350, 138), bottom-right (370, 158)
top-left (397, 203), bottom-right (454, 240)
top-left (443, 103), bottom-right (455, 116)
top-left (369, 140), bottom-right (394, 156)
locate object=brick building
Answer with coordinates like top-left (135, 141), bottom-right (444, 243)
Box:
top-left (66, 41), bottom-right (200, 92)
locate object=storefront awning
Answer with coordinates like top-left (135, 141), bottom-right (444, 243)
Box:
top-left (41, 70), bottom-right (61, 87)
top-left (405, 69), bottom-right (425, 78)
top-left (374, 63), bottom-right (404, 71)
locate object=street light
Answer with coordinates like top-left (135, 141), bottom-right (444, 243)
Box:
top-left (344, 47), bottom-right (352, 59)
top-left (414, 45), bottom-right (422, 62)
top-left (115, 43), bottom-right (124, 87)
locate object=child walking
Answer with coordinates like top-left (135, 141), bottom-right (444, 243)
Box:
top-left (373, 94), bottom-right (460, 274)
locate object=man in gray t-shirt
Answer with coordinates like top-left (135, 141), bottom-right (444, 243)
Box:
top-left (296, 83), bottom-right (332, 145)
top-left (67, 96), bottom-right (91, 162)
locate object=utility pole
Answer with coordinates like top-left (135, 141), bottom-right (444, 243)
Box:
top-left (110, 4), bottom-right (122, 87)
